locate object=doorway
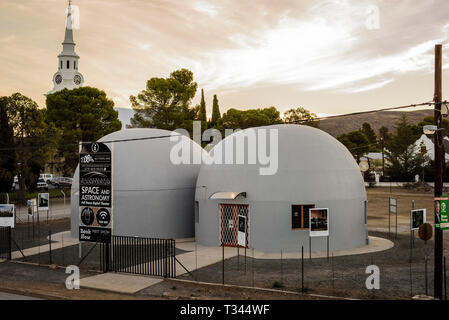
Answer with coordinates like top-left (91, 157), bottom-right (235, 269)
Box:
top-left (220, 204), bottom-right (249, 248)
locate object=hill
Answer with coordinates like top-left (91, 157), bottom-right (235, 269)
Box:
top-left (319, 109), bottom-right (434, 137)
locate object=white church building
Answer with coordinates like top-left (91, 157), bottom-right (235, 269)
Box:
top-left (47, 1), bottom-right (84, 95)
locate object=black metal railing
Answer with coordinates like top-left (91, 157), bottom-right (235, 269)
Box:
top-left (0, 227), bottom-right (11, 260)
top-left (101, 236), bottom-right (176, 278)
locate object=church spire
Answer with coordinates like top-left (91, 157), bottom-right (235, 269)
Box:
top-left (63, 1), bottom-right (75, 47)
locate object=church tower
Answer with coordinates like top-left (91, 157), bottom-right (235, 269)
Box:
top-left (48, 1), bottom-right (84, 95)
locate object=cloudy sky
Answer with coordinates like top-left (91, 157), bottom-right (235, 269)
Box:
top-left (1, 0), bottom-right (449, 117)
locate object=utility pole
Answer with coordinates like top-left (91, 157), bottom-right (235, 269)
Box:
top-left (434, 43), bottom-right (443, 300)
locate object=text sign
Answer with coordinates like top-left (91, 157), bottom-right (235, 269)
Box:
top-left (79, 142), bottom-right (113, 243)
top-left (435, 197), bottom-right (449, 230)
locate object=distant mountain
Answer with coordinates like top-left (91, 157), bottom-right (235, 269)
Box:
top-left (114, 107), bottom-right (135, 128)
top-left (319, 110), bottom-right (434, 137)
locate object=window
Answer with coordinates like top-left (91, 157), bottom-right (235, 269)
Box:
top-left (60, 61), bottom-right (62, 69)
top-left (292, 204), bottom-right (315, 229)
top-left (74, 61), bottom-right (77, 69)
top-left (364, 200), bottom-right (367, 224)
top-left (67, 60), bottom-right (70, 69)
top-left (195, 201), bottom-right (199, 223)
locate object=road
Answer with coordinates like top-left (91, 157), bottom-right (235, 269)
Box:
top-left (14, 198), bottom-right (71, 224)
top-left (0, 291), bottom-right (42, 300)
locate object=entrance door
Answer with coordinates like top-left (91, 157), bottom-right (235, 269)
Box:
top-left (220, 204), bottom-right (249, 247)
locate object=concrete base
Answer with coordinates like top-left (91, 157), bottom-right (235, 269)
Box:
top-left (80, 273), bottom-right (163, 294)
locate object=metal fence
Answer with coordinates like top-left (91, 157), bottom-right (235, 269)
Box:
top-left (103, 236), bottom-right (176, 278)
top-left (0, 227), bottom-right (11, 260)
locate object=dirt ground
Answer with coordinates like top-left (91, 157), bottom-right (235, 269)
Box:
top-left (3, 186), bottom-right (448, 300)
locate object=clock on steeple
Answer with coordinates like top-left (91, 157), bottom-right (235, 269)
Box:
top-left (47, 1), bottom-right (84, 95)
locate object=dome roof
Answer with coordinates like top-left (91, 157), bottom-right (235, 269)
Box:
top-left (196, 124), bottom-right (365, 202)
top-left (71, 128), bottom-right (204, 238)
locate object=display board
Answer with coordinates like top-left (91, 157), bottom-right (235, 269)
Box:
top-left (309, 208), bottom-right (329, 237)
top-left (0, 204), bottom-right (15, 227)
top-left (27, 199), bottom-right (36, 217)
top-left (79, 142), bottom-right (113, 243)
top-left (37, 193), bottom-right (49, 211)
top-left (411, 208), bottom-right (426, 231)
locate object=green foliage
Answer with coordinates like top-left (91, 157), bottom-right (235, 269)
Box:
top-left (360, 122), bottom-right (377, 144)
top-left (283, 107), bottom-right (319, 128)
top-left (0, 97), bottom-right (16, 193)
top-left (5, 93), bottom-right (58, 200)
top-left (210, 94), bottom-right (221, 127)
top-left (218, 107), bottom-right (283, 130)
top-left (129, 69), bottom-right (198, 133)
top-left (419, 116), bottom-right (449, 136)
top-left (199, 89), bottom-right (207, 123)
top-left (385, 114), bottom-right (424, 181)
top-left (337, 131), bottom-right (370, 162)
top-left (46, 87), bottom-right (121, 176)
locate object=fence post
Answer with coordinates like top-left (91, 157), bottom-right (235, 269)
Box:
top-left (48, 229), bottom-right (52, 265)
top-left (8, 227), bottom-right (11, 261)
top-left (301, 246), bottom-right (304, 293)
top-left (164, 239), bottom-right (168, 278)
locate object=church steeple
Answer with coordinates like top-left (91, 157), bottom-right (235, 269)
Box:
top-left (47, 0), bottom-right (84, 95)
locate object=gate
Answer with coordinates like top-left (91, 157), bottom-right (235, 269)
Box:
top-left (220, 204), bottom-right (249, 247)
top-left (101, 236), bottom-right (176, 278)
top-left (0, 227), bottom-right (11, 260)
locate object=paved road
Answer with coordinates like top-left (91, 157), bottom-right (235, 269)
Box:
top-left (15, 198), bottom-right (71, 224)
top-left (0, 291), bottom-right (42, 300)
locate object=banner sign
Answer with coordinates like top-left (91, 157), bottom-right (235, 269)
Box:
top-left (411, 209), bottom-right (426, 231)
top-left (435, 197), bottom-right (449, 230)
top-left (309, 208), bottom-right (329, 237)
top-left (79, 142), bottom-right (113, 243)
top-left (0, 204), bottom-right (15, 228)
top-left (38, 193), bottom-right (49, 211)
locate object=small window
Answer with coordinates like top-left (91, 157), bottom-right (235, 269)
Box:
top-left (74, 61), bottom-right (77, 69)
top-left (292, 204), bottom-right (315, 229)
top-left (195, 201), bottom-right (199, 223)
top-left (364, 200), bottom-right (367, 224)
top-left (67, 60), bottom-right (70, 69)
top-left (60, 61), bottom-right (62, 69)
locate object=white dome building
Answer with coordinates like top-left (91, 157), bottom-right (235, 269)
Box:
top-left (71, 128), bottom-right (204, 239)
top-left (195, 124), bottom-right (368, 253)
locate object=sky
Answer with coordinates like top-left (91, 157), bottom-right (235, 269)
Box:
top-left (1, 0), bottom-right (449, 117)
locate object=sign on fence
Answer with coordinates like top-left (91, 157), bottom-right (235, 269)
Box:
top-left (411, 209), bottom-right (426, 231)
top-left (27, 199), bottom-right (36, 217)
top-left (79, 142), bottom-right (113, 243)
top-left (0, 204), bottom-right (14, 228)
top-left (38, 193), bottom-right (49, 211)
top-left (435, 197), bottom-right (449, 230)
top-left (309, 208), bottom-right (329, 237)
top-left (389, 198), bottom-right (397, 213)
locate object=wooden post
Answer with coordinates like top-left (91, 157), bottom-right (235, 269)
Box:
top-left (434, 43), bottom-right (444, 300)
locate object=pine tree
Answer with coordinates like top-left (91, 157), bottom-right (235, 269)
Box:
top-left (199, 89), bottom-right (207, 122)
top-left (0, 97), bottom-right (16, 193)
top-left (210, 94), bottom-right (221, 127)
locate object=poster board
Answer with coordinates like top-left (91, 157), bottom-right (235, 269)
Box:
top-left (389, 198), bottom-right (397, 213)
top-left (435, 197), bottom-right (449, 230)
top-left (79, 142), bottom-right (113, 243)
top-left (37, 193), bottom-right (49, 211)
top-left (0, 204), bottom-right (15, 228)
top-left (237, 215), bottom-right (246, 247)
top-left (309, 208), bottom-right (329, 237)
top-left (27, 199), bottom-right (36, 217)
top-left (411, 208), bottom-right (426, 231)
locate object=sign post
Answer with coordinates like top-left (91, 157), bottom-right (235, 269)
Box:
top-left (389, 198), bottom-right (397, 239)
top-left (309, 208), bottom-right (329, 260)
top-left (79, 142), bottom-right (113, 271)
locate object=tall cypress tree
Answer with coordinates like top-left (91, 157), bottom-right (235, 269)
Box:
top-left (199, 89), bottom-right (207, 122)
top-left (0, 97), bottom-right (16, 193)
top-left (211, 94), bottom-right (221, 127)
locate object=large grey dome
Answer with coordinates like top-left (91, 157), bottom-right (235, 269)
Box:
top-left (71, 128), bottom-right (204, 239)
top-left (195, 124), bottom-right (367, 253)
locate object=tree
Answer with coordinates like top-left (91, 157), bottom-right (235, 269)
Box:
top-left (7, 93), bottom-right (58, 201)
top-left (218, 107), bottom-right (283, 130)
top-left (384, 114), bottom-right (423, 181)
top-left (210, 94), bottom-right (221, 127)
top-left (337, 131), bottom-right (370, 162)
top-left (0, 97), bottom-right (16, 193)
top-left (129, 69), bottom-right (198, 132)
top-left (46, 87), bottom-right (121, 176)
top-left (283, 107), bottom-right (319, 128)
top-left (199, 89), bottom-right (207, 122)
top-left (360, 122), bottom-right (377, 144)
